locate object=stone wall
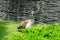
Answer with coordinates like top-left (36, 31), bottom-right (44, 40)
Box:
top-left (39, 1), bottom-right (60, 24)
top-left (0, 0), bottom-right (60, 24)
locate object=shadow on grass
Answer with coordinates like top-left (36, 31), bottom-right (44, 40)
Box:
top-left (0, 21), bottom-right (8, 40)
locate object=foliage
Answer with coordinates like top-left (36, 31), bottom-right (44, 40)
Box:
top-left (0, 20), bottom-right (60, 40)
top-left (0, 20), bottom-right (18, 40)
top-left (9, 23), bottom-right (60, 40)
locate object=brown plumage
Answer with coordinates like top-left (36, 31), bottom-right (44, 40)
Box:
top-left (18, 20), bottom-right (29, 29)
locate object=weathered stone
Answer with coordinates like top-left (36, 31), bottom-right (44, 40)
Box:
top-left (0, 0), bottom-right (60, 24)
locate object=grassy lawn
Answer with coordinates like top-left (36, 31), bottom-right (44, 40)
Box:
top-left (0, 20), bottom-right (19, 40)
top-left (0, 20), bottom-right (60, 40)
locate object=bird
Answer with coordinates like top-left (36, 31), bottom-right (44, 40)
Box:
top-left (18, 19), bottom-right (29, 29)
top-left (17, 19), bottom-right (34, 29)
top-left (18, 10), bottom-right (36, 29)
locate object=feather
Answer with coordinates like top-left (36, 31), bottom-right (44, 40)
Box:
top-left (18, 20), bottom-right (29, 29)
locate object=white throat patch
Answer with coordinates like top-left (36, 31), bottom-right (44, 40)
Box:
top-left (25, 19), bottom-right (35, 28)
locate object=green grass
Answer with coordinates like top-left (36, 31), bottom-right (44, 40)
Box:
top-left (0, 20), bottom-right (19, 40)
top-left (0, 20), bottom-right (60, 40)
